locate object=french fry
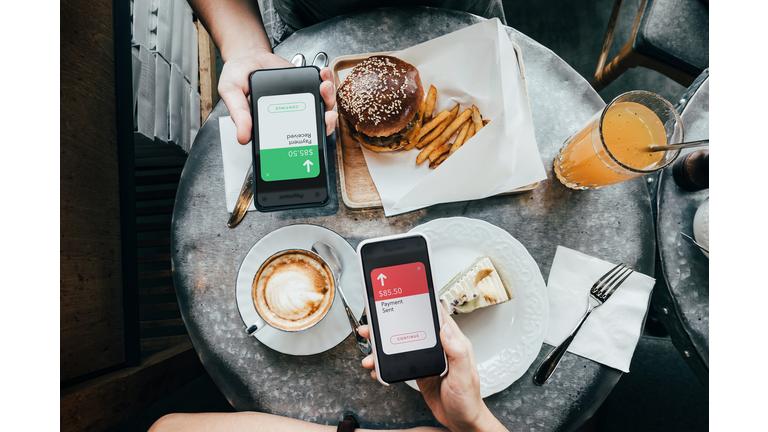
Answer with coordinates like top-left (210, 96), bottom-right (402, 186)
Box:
top-left (483, 119), bottom-right (490, 125)
top-left (423, 85), bottom-right (437, 122)
top-left (448, 121), bottom-right (470, 156)
top-left (430, 152), bottom-right (450, 169)
top-left (432, 108), bottom-right (473, 149)
top-left (417, 108), bottom-right (472, 164)
top-left (404, 97), bottom-right (428, 150)
top-left (455, 121), bottom-right (470, 147)
top-left (403, 139), bottom-right (419, 151)
top-left (428, 143), bottom-right (451, 162)
top-left (472, 105), bottom-right (484, 133)
top-left (415, 108), bottom-right (452, 143)
top-left (416, 104), bottom-right (459, 149)
top-left (465, 122), bottom-right (476, 142)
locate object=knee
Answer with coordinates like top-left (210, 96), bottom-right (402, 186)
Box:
top-left (148, 413), bottom-right (186, 432)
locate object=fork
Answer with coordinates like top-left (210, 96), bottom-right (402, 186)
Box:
top-left (533, 263), bottom-right (634, 386)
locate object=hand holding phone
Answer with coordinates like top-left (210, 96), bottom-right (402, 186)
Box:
top-left (248, 66), bottom-right (335, 211)
top-left (359, 308), bottom-right (508, 432)
top-left (219, 50), bottom-right (338, 145)
top-left (357, 234), bottom-right (447, 384)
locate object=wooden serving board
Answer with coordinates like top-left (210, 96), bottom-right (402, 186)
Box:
top-left (330, 52), bottom-right (539, 210)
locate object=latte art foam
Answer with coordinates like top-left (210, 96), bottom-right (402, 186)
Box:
top-left (265, 268), bottom-right (326, 320)
top-left (253, 251), bottom-right (334, 331)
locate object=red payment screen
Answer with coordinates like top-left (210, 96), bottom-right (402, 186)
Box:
top-left (371, 262), bottom-right (437, 355)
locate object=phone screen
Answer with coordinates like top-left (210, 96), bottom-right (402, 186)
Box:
top-left (371, 262), bottom-right (438, 355)
top-left (249, 67), bottom-right (329, 211)
top-left (360, 235), bottom-right (446, 383)
top-left (256, 93), bottom-right (320, 182)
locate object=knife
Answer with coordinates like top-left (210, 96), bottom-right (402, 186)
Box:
top-left (681, 232), bottom-right (709, 254)
top-left (227, 164), bottom-right (254, 228)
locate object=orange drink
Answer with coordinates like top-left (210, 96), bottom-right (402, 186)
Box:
top-left (554, 92), bottom-right (683, 189)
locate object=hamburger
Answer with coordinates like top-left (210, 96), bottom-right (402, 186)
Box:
top-left (336, 55), bottom-right (424, 152)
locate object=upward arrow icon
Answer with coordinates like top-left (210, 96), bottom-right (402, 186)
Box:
top-left (303, 159), bottom-right (313, 172)
top-left (377, 273), bottom-right (387, 286)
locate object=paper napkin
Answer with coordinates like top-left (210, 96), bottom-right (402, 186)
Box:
top-left (544, 246), bottom-right (655, 373)
top-left (219, 116), bottom-right (256, 212)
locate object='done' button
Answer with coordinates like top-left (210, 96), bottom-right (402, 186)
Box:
top-left (391, 331), bottom-right (427, 345)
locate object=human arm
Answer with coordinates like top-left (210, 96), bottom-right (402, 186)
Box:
top-left (359, 307), bottom-right (509, 432)
top-left (148, 411), bottom-right (444, 431)
top-left (187, 0), bottom-right (337, 144)
top-left (148, 412), bottom-right (333, 432)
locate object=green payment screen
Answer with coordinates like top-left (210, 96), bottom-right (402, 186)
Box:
top-left (256, 92), bottom-right (320, 182)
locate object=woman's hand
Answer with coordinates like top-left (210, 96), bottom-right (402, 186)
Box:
top-left (359, 307), bottom-right (507, 432)
top-left (218, 48), bottom-right (338, 144)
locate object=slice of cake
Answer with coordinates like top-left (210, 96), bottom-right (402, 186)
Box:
top-left (438, 253), bottom-right (515, 315)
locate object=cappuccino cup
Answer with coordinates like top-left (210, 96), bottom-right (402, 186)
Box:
top-left (248, 249), bottom-right (336, 335)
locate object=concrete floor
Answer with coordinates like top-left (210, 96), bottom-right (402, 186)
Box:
top-left (109, 1), bottom-right (707, 430)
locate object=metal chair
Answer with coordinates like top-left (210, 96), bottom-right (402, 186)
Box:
top-left (591, 0), bottom-right (708, 92)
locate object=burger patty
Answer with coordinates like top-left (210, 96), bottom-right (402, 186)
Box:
top-left (345, 108), bottom-right (422, 149)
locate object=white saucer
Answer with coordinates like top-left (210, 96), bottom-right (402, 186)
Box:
top-left (405, 217), bottom-right (549, 398)
top-left (235, 224), bottom-right (365, 356)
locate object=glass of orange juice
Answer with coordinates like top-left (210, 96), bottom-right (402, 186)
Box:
top-left (554, 91), bottom-right (683, 189)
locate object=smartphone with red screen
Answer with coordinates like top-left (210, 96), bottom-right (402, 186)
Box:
top-left (357, 233), bottom-right (447, 385)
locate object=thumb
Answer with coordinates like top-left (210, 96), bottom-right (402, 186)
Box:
top-left (439, 309), bottom-right (473, 372)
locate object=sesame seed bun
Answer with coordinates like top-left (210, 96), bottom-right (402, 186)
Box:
top-left (337, 56), bottom-right (424, 150)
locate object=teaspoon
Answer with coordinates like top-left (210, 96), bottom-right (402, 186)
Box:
top-left (312, 241), bottom-right (372, 355)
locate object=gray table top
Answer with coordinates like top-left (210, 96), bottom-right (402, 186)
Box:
top-left (657, 74), bottom-right (709, 367)
top-left (172, 7), bottom-right (655, 431)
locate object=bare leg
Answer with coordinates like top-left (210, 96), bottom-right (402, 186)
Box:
top-left (149, 412), bottom-right (446, 432)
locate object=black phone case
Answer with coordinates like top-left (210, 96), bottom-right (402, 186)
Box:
top-left (248, 66), bottom-right (330, 212)
top-left (356, 233), bottom-right (448, 385)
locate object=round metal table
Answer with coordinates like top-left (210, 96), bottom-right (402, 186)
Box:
top-left (654, 71), bottom-right (709, 385)
top-left (172, 7), bottom-right (656, 431)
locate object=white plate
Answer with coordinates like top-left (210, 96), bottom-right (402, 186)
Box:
top-left (405, 217), bottom-right (548, 398)
top-left (235, 224), bottom-right (365, 356)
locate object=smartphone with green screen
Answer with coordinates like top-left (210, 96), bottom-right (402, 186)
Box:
top-left (248, 66), bottom-right (330, 211)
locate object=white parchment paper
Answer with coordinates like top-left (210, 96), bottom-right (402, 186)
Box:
top-left (338, 19), bottom-right (546, 216)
